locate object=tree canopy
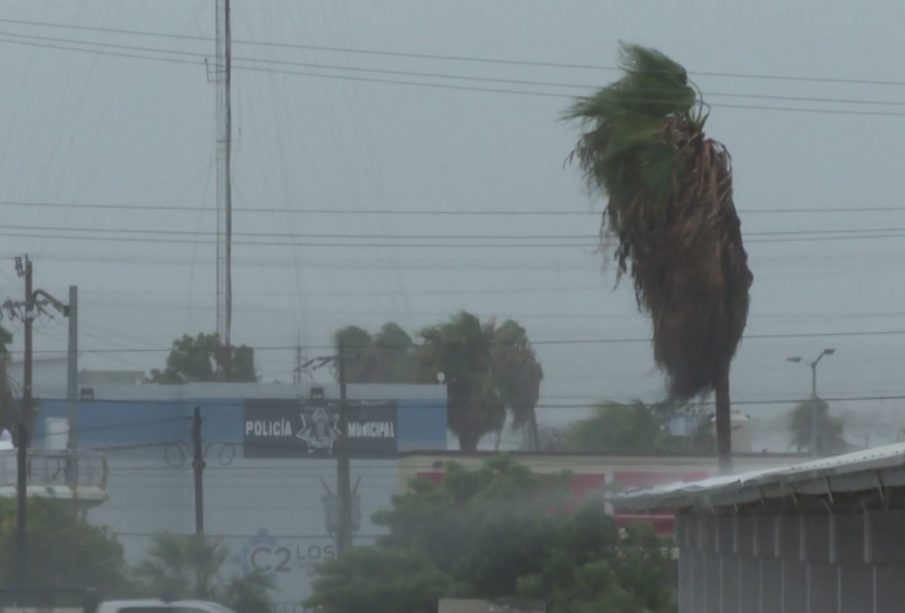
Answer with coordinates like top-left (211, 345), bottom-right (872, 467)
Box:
top-left (333, 323), bottom-right (418, 384)
top-left (566, 44), bottom-right (753, 467)
top-left (0, 499), bottom-right (130, 595)
top-left (560, 401), bottom-right (714, 455)
top-left (0, 327), bottom-right (15, 433)
top-left (149, 333), bottom-right (256, 383)
top-left (306, 457), bottom-right (674, 613)
top-left (333, 313), bottom-right (544, 451)
top-left (788, 398), bottom-right (848, 455)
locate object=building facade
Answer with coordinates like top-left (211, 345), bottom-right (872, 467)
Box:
top-left (29, 382), bottom-right (448, 611)
top-left (616, 444), bottom-right (905, 613)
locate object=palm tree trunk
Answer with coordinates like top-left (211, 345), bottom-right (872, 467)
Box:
top-left (715, 372), bottom-right (732, 473)
top-left (458, 430), bottom-right (480, 452)
top-left (528, 410), bottom-right (540, 451)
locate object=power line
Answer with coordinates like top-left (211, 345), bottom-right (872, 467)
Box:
top-left (0, 218), bottom-right (884, 238)
top-left (4, 229), bottom-right (905, 249)
top-left (3, 33), bottom-right (905, 117)
top-left (3, 15), bottom-right (905, 88)
top-left (1, 199), bottom-right (905, 216)
top-left (11, 28), bottom-right (889, 108)
top-left (7, 221), bottom-right (905, 240)
top-left (14, 327), bottom-right (905, 356)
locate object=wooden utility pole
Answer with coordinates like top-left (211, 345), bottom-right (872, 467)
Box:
top-left (191, 406), bottom-right (207, 598)
top-left (336, 340), bottom-right (353, 555)
top-left (192, 407), bottom-right (205, 536)
top-left (15, 255), bottom-right (33, 596)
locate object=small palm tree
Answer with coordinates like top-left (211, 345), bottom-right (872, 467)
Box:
top-left (418, 312), bottom-right (507, 452)
top-left (136, 533), bottom-right (274, 613)
top-left (492, 320), bottom-right (543, 450)
top-left (567, 44), bottom-right (753, 470)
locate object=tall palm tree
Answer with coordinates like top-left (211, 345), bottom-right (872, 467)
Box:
top-left (566, 44), bottom-right (753, 470)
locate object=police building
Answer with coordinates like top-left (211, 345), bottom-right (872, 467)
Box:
top-left (27, 381), bottom-right (448, 610)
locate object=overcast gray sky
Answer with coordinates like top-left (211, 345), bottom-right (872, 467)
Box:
top-left (2, 1), bottom-right (905, 448)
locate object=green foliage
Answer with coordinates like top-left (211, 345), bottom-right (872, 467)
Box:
top-left (136, 533), bottom-right (275, 613)
top-left (565, 45), bottom-right (698, 208)
top-left (0, 499), bottom-right (130, 594)
top-left (567, 43), bottom-right (752, 405)
top-left (333, 323), bottom-right (418, 384)
top-left (491, 320), bottom-right (543, 448)
top-left (789, 399), bottom-right (847, 455)
top-left (0, 327), bottom-right (15, 431)
top-left (561, 401), bottom-right (714, 454)
top-left (0, 326), bottom-right (11, 362)
top-left (305, 548), bottom-right (452, 613)
top-left (333, 313), bottom-right (544, 451)
top-left (149, 333), bottom-right (256, 383)
top-left (307, 457), bottom-right (674, 612)
top-left (418, 312), bottom-right (507, 452)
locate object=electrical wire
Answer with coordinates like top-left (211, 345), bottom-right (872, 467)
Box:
top-left (11, 327), bottom-right (905, 356)
top-left (3, 15), bottom-right (905, 88)
top-left (7, 221), bottom-right (905, 240)
top-left (2, 32), bottom-right (905, 117)
top-left (0, 199), bottom-right (903, 216)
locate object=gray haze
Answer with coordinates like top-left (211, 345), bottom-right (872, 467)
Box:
top-left (2, 1), bottom-right (905, 450)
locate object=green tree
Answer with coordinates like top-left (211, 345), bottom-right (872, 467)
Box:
top-left (418, 312), bottom-right (506, 452)
top-left (333, 326), bottom-right (376, 383)
top-left (333, 323), bottom-right (418, 384)
top-left (562, 402), bottom-right (662, 453)
top-left (136, 533), bottom-right (274, 613)
top-left (491, 321), bottom-right (544, 450)
top-left (561, 401), bottom-right (714, 454)
top-left (307, 457), bottom-right (674, 613)
top-left (0, 499), bottom-right (130, 594)
top-left (0, 326), bottom-right (15, 435)
top-left (566, 44), bottom-right (753, 469)
top-left (149, 333), bottom-right (256, 383)
top-left (789, 398), bottom-right (847, 455)
top-left (333, 316), bottom-right (544, 451)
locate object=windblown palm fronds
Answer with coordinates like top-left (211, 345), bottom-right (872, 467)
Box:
top-left (567, 44), bottom-right (753, 466)
top-left (567, 44), bottom-right (752, 400)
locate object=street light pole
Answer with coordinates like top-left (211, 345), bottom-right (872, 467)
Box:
top-left (787, 348), bottom-right (835, 457)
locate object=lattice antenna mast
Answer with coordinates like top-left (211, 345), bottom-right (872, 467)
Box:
top-left (215, 0), bottom-right (233, 374)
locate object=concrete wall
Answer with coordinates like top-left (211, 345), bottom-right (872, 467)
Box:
top-left (675, 507), bottom-right (905, 613)
top-left (88, 449), bottom-right (399, 612)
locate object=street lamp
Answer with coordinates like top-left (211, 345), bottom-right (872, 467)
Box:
top-left (786, 349), bottom-right (835, 457)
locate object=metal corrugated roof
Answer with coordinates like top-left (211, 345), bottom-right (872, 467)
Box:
top-left (613, 442), bottom-right (905, 511)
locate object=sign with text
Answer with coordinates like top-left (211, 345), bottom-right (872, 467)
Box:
top-left (243, 399), bottom-right (397, 458)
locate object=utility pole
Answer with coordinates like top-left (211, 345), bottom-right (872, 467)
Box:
top-left (192, 407), bottom-right (205, 536)
top-left (15, 255), bottom-right (33, 596)
top-left (191, 406), bottom-right (207, 597)
top-left (293, 341), bottom-right (302, 385)
top-left (214, 0), bottom-right (233, 379)
top-left (66, 285), bottom-right (78, 452)
top-left (336, 339), bottom-right (353, 555)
